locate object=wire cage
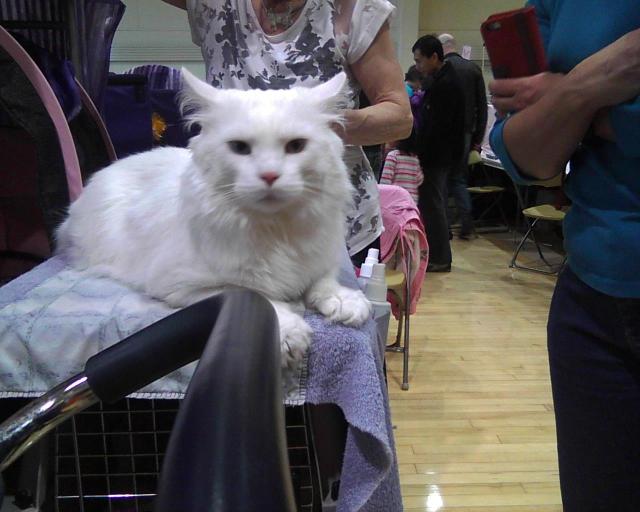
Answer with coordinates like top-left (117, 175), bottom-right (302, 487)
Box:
top-left (53, 399), bottom-right (321, 512)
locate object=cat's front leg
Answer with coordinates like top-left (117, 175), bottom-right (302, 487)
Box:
top-left (160, 286), bottom-right (221, 308)
top-left (270, 300), bottom-right (313, 369)
top-left (305, 276), bottom-right (372, 327)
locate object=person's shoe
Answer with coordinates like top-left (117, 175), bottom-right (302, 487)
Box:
top-left (458, 230), bottom-right (475, 241)
top-left (426, 262), bottom-right (451, 273)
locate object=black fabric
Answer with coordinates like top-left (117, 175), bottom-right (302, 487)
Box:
top-left (8, 33), bottom-right (82, 122)
top-left (416, 61), bottom-right (466, 171)
top-left (69, 105), bottom-right (113, 183)
top-left (444, 52), bottom-right (488, 147)
top-left (0, 0), bottom-right (125, 113)
top-left (72, 0), bottom-right (125, 112)
top-left (350, 236), bottom-right (381, 267)
top-left (418, 165), bottom-right (451, 266)
top-left (0, 50), bottom-right (70, 248)
top-left (548, 267), bottom-right (640, 511)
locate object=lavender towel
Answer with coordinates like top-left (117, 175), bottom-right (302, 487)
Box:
top-left (0, 251), bottom-right (402, 511)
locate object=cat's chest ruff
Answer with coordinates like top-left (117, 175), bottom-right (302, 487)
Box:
top-left (199, 228), bottom-right (326, 299)
top-left (234, 241), bottom-right (324, 299)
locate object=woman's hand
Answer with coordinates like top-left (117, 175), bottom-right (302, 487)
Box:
top-left (489, 72), bottom-right (565, 118)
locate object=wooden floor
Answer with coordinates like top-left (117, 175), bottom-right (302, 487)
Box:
top-left (386, 233), bottom-right (562, 511)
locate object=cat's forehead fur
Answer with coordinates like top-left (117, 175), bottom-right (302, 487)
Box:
top-left (180, 68), bottom-right (346, 135)
top-left (225, 94), bottom-right (327, 142)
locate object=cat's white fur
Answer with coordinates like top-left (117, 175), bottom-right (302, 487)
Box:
top-left (56, 69), bottom-right (371, 368)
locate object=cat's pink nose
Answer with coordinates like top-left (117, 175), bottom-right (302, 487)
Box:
top-left (260, 171), bottom-right (280, 187)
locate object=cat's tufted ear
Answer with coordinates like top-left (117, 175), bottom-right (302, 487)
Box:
top-left (180, 68), bottom-right (220, 124)
top-left (308, 72), bottom-right (349, 113)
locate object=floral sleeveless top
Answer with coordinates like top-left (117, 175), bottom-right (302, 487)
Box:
top-left (186, 0), bottom-right (394, 255)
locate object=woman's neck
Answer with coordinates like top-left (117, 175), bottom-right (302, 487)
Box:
top-left (253, 0), bottom-right (307, 35)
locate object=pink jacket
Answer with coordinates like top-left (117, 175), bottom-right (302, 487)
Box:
top-left (378, 185), bottom-right (429, 318)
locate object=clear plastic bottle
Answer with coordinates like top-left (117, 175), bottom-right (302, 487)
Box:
top-left (358, 249), bottom-right (391, 358)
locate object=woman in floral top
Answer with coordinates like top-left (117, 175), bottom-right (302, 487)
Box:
top-left (163, 0), bottom-right (412, 259)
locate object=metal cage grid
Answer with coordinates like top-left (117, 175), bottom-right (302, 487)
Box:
top-left (53, 399), bottom-right (320, 512)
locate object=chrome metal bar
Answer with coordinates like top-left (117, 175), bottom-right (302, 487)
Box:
top-left (0, 373), bottom-right (98, 471)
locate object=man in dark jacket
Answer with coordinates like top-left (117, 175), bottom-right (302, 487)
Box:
top-left (412, 35), bottom-right (465, 272)
top-left (439, 33), bottom-right (489, 239)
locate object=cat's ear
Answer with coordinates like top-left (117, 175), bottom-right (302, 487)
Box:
top-left (308, 72), bottom-right (349, 113)
top-left (180, 68), bottom-right (220, 126)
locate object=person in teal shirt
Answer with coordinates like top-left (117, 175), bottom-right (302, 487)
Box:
top-left (489, 1), bottom-right (640, 510)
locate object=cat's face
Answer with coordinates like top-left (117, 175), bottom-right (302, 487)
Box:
top-left (181, 70), bottom-right (348, 214)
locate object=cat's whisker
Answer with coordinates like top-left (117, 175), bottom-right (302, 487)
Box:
top-left (214, 184), bottom-right (236, 192)
top-left (303, 185), bottom-right (328, 195)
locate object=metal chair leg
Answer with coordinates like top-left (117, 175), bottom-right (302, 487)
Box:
top-left (510, 219), bottom-right (537, 268)
top-left (511, 218), bottom-right (563, 275)
top-left (386, 290), bottom-right (403, 350)
top-left (401, 256), bottom-right (411, 391)
top-left (395, 309), bottom-right (403, 347)
top-left (529, 223), bottom-right (550, 263)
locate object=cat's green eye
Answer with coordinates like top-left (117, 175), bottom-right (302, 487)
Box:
top-left (227, 140), bottom-right (251, 155)
top-left (285, 138), bottom-right (308, 154)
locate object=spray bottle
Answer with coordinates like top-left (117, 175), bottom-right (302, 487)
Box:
top-left (358, 248), bottom-right (391, 358)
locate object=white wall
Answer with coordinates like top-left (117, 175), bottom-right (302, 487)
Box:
top-left (389, 0), bottom-right (420, 73)
top-left (110, 1), bottom-right (205, 78)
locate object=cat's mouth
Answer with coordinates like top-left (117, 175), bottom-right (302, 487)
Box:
top-left (247, 189), bottom-right (297, 212)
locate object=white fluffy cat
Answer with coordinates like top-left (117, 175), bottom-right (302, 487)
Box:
top-left (56, 69), bottom-right (372, 368)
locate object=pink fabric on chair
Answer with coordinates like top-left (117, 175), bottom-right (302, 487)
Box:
top-left (379, 184), bottom-right (429, 318)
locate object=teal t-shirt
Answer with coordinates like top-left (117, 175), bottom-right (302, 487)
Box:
top-left (490, 0), bottom-right (640, 298)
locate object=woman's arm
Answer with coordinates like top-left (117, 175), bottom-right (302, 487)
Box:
top-left (491, 28), bottom-right (640, 179)
top-left (344, 23), bottom-right (413, 146)
top-left (162, 0), bottom-right (186, 9)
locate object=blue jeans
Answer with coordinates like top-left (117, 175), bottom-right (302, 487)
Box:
top-left (548, 267), bottom-right (640, 511)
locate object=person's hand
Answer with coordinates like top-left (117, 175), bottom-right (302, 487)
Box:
top-left (489, 72), bottom-right (565, 118)
top-left (568, 27), bottom-right (640, 109)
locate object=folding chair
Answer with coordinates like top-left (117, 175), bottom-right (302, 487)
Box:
top-left (378, 185), bottom-right (428, 390)
top-left (385, 265), bottom-right (410, 390)
top-left (510, 173), bottom-right (567, 274)
top-left (467, 150), bottom-right (510, 231)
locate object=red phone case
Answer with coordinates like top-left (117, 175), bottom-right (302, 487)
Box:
top-left (481, 6), bottom-right (547, 79)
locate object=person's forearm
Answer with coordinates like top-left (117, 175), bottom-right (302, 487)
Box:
top-left (342, 101), bottom-right (412, 146)
top-left (502, 28), bottom-right (640, 178)
top-left (502, 77), bottom-right (598, 179)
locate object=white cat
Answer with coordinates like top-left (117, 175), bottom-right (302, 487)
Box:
top-left (56, 69), bottom-right (372, 368)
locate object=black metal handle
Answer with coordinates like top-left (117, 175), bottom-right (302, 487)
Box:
top-left (155, 288), bottom-right (296, 511)
top-left (85, 291), bottom-right (251, 403)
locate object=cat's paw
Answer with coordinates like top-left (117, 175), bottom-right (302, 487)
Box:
top-left (278, 309), bottom-right (313, 370)
top-left (311, 286), bottom-right (372, 327)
